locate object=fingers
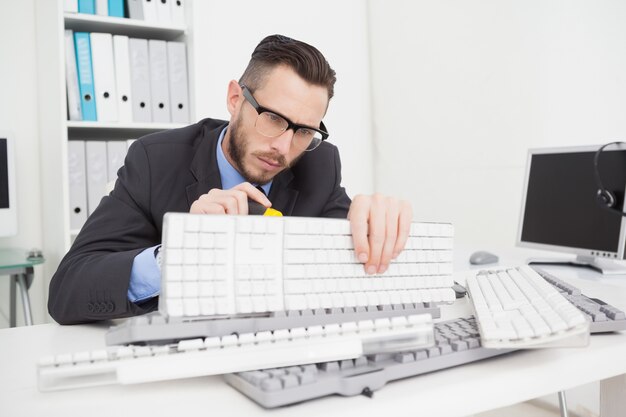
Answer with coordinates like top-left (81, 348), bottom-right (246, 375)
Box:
top-left (190, 198), bottom-right (226, 215)
top-left (234, 182), bottom-right (271, 207)
top-left (366, 195), bottom-right (387, 274)
top-left (189, 190), bottom-right (240, 214)
top-left (189, 182), bottom-right (271, 215)
top-left (378, 198), bottom-right (400, 273)
top-left (348, 195), bottom-right (371, 267)
top-left (349, 194), bottom-right (413, 275)
top-left (393, 202), bottom-right (413, 259)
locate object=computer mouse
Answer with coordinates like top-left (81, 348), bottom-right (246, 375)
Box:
top-left (469, 250), bottom-right (499, 265)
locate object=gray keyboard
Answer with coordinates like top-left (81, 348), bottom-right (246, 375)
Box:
top-left (224, 316), bottom-right (515, 408)
top-left (531, 266), bottom-right (626, 332)
top-left (224, 270), bottom-right (626, 408)
top-left (106, 303), bottom-right (441, 346)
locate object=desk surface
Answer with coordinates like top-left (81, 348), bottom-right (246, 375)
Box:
top-left (2, 262), bottom-right (626, 417)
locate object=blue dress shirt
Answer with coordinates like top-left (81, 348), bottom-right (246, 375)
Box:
top-left (127, 127), bottom-right (272, 303)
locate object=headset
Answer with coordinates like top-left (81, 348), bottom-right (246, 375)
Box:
top-left (593, 141), bottom-right (626, 216)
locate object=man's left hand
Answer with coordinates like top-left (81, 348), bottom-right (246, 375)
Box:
top-left (348, 194), bottom-right (413, 275)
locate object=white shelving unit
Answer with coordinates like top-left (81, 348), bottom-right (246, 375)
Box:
top-left (34, 0), bottom-right (195, 300)
top-left (64, 12), bottom-right (185, 38)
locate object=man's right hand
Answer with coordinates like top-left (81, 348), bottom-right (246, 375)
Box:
top-left (190, 182), bottom-right (271, 215)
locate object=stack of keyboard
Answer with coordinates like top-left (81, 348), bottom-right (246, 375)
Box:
top-left (37, 213), bottom-right (626, 407)
top-left (39, 214), bottom-right (456, 391)
top-left (225, 266), bottom-right (626, 408)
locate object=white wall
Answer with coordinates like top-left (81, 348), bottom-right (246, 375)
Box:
top-left (0, 0), bottom-right (45, 327)
top-left (368, 0), bottom-right (626, 253)
top-left (368, 2), bottom-right (626, 413)
top-left (188, 0), bottom-right (374, 196)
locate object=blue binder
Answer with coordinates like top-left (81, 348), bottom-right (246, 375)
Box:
top-left (74, 32), bottom-right (97, 121)
top-left (108, 0), bottom-right (125, 17)
top-left (78, 0), bottom-right (96, 14)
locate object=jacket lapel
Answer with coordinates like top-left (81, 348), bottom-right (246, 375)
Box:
top-left (186, 122), bottom-right (226, 207)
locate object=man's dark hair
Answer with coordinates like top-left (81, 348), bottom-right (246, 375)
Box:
top-left (239, 34), bottom-right (336, 100)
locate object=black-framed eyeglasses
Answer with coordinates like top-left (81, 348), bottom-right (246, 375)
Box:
top-left (240, 84), bottom-right (329, 152)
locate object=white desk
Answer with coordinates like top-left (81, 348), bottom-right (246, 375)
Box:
top-left (1, 264), bottom-right (626, 417)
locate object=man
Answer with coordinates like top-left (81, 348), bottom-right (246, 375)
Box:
top-left (49, 35), bottom-right (412, 324)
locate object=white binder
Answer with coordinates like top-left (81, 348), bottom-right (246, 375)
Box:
top-left (113, 35), bottom-right (133, 122)
top-left (126, 0), bottom-right (143, 19)
top-left (106, 140), bottom-right (128, 182)
top-left (127, 0), bottom-right (157, 22)
top-left (64, 30), bottom-right (82, 121)
top-left (67, 141), bottom-right (88, 230)
top-left (129, 38), bottom-right (152, 122)
top-left (64, 0), bottom-right (78, 13)
top-left (95, 0), bottom-right (108, 16)
top-left (148, 40), bottom-right (171, 123)
top-left (90, 33), bottom-right (119, 121)
top-left (170, 0), bottom-right (185, 26)
top-left (144, 0), bottom-right (158, 21)
top-left (85, 141), bottom-right (108, 215)
top-left (156, 0), bottom-right (172, 24)
top-left (167, 41), bottom-right (190, 123)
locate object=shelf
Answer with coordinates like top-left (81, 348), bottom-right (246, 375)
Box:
top-left (67, 121), bottom-right (186, 130)
top-left (64, 12), bottom-right (186, 40)
top-left (67, 121), bottom-right (187, 139)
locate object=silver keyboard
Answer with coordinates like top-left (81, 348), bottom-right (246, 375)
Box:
top-left (466, 265), bottom-right (590, 348)
top-left (38, 314), bottom-right (434, 391)
top-left (106, 303), bottom-right (442, 346)
top-left (160, 213), bottom-right (455, 318)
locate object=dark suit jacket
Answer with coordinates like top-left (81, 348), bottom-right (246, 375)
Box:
top-left (49, 118), bottom-right (351, 324)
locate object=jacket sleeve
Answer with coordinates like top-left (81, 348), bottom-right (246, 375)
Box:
top-left (48, 141), bottom-right (161, 324)
top-left (319, 145), bottom-right (352, 218)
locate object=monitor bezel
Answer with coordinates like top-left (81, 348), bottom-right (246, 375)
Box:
top-left (516, 144), bottom-right (626, 260)
top-left (0, 131), bottom-right (17, 237)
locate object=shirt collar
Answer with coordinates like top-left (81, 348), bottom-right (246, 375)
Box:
top-left (216, 126), bottom-right (272, 195)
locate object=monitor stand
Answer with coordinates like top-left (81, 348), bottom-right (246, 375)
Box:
top-left (528, 255), bottom-right (626, 275)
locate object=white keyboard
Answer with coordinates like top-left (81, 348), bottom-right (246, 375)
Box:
top-left (466, 265), bottom-right (590, 348)
top-left (160, 213), bottom-right (455, 318)
top-left (38, 314), bottom-right (434, 391)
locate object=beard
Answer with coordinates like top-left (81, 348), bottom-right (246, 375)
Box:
top-left (227, 114), bottom-right (304, 184)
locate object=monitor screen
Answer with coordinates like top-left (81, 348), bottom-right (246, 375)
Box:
top-left (0, 138), bottom-right (9, 209)
top-left (0, 133), bottom-right (17, 237)
top-left (518, 146), bottom-right (626, 259)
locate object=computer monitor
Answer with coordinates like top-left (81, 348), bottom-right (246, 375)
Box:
top-left (517, 144), bottom-right (626, 274)
top-left (0, 132), bottom-right (17, 237)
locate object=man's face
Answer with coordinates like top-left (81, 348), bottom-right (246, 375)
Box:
top-left (223, 66), bottom-right (328, 184)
